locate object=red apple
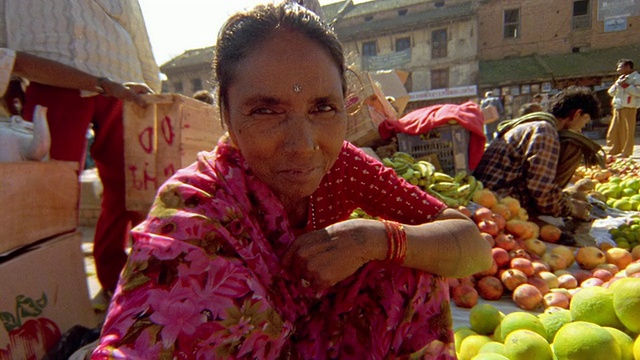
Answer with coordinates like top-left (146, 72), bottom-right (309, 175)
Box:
top-left (500, 268), bottom-right (528, 291)
top-left (512, 283), bottom-right (543, 310)
top-left (476, 275), bottom-right (504, 300)
top-left (451, 283), bottom-right (478, 308)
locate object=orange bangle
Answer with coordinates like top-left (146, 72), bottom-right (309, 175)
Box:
top-left (382, 220), bottom-right (407, 264)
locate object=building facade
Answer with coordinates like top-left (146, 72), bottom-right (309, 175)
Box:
top-left (324, 0), bottom-right (481, 113)
top-left (159, 0), bottom-right (640, 123)
top-left (160, 46), bottom-right (215, 96)
top-left (477, 0), bottom-right (640, 120)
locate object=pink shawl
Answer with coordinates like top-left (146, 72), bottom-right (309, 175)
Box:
top-left (91, 139), bottom-right (456, 359)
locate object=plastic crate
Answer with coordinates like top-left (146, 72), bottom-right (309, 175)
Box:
top-left (397, 124), bottom-right (469, 176)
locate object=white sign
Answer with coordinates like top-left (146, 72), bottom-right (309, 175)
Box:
top-left (409, 85), bottom-right (478, 101)
top-left (598, 0), bottom-right (640, 20)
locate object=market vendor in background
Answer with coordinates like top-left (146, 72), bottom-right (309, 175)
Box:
top-left (92, 3), bottom-right (492, 359)
top-left (473, 86), bottom-right (601, 221)
top-left (606, 58), bottom-right (640, 158)
top-left (480, 91), bottom-right (505, 143)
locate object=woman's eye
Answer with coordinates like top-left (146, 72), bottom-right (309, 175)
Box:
top-left (314, 104), bottom-right (335, 113)
top-left (251, 107), bottom-right (277, 115)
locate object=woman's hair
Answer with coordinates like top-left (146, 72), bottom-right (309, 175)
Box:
top-left (213, 2), bottom-right (346, 111)
top-left (548, 85), bottom-right (600, 120)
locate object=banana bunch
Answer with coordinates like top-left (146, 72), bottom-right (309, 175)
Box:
top-left (381, 152), bottom-right (483, 208)
top-left (382, 152), bottom-right (436, 188)
top-left (425, 170), bottom-right (483, 208)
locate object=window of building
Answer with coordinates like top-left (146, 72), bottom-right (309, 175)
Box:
top-left (504, 8), bottom-right (520, 38)
top-left (191, 78), bottom-right (202, 92)
top-left (395, 37), bottom-right (411, 52)
top-left (431, 68), bottom-right (449, 89)
top-left (572, 0), bottom-right (591, 30)
top-left (173, 81), bottom-right (183, 93)
top-left (362, 41), bottom-right (377, 56)
top-left (431, 29), bottom-right (447, 58)
top-left (398, 9), bottom-right (408, 16)
top-left (161, 82), bottom-right (169, 93)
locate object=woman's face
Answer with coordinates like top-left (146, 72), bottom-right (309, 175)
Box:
top-left (224, 29), bottom-right (347, 203)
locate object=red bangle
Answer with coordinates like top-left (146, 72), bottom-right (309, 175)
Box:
top-left (382, 220), bottom-right (407, 264)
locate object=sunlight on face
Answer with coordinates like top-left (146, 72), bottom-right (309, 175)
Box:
top-left (224, 29), bottom-right (347, 204)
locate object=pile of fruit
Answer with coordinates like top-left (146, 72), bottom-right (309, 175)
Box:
top-left (609, 215), bottom-right (640, 250)
top-left (573, 157), bottom-right (640, 211)
top-left (381, 152), bottom-right (481, 207)
top-left (450, 188), bottom-right (640, 312)
top-left (456, 278), bottom-right (640, 360)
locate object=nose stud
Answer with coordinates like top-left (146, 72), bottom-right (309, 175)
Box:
top-left (293, 84), bottom-right (302, 93)
top-left (313, 144), bottom-right (320, 151)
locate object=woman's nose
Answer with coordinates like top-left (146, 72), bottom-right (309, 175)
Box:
top-left (284, 113), bottom-right (316, 152)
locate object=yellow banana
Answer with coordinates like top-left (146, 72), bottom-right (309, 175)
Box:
top-left (408, 176), bottom-right (420, 186)
top-left (461, 176), bottom-right (477, 205)
top-left (457, 184), bottom-right (471, 198)
top-left (411, 163), bottom-right (430, 183)
top-left (418, 160), bottom-right (436, 176)
top-left (432, 172), bottom-right (455, 183)
top-left (465, 175), bottom-right (477, 189)
top-left (392, 152), bottom-right (415, 164)
top-left (392, 163), bottom-right (410, 174)
top-left (382, 158), bottom-right (395, 168)
top-left (430, 182), bottom-right (458, 193)
top-left (454, 170), bottom-right (467, 184)
top-left (401, 168), bottom-right (415, 180)
top-left (428, 189), bottom-right (460, 207)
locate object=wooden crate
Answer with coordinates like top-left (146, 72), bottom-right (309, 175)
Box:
top-left (0, 232), bottom-right (96, 358)
top-left (124, 94), bottom-right (224, 212)
top-left (0, 161), bottom-right (79, 254)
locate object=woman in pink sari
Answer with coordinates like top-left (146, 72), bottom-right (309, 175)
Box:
top-left (92, 2), bottom-right (492, 359)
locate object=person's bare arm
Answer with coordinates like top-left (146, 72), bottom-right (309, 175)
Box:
top-left (283, 208), bottom-right (492, 289)
top-left (11, 51), bottom-right (150, 106)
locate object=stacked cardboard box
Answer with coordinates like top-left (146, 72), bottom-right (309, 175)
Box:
top-left (0, 161), bottom-right (96, 359)
top-left (123, 94), bottom-right (223, 213)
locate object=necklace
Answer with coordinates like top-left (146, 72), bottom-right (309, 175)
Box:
top-left (309, 195), bottom-right (317, 230)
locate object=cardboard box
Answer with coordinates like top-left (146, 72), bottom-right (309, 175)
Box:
top-left (124, 94), bottom-right (223, 212)
top-left (0, 231), bottom-right (96, 359)
top-left (346, 73), bottom-right (397, 147)
top-left (369, 70), bottom-right (410, 115)
top-left (0, 161), bottom-right (79, 254)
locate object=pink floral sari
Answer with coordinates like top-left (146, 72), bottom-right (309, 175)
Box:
top-left (92, 140), bottom-right (456, 359)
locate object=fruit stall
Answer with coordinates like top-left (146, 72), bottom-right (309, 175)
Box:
top-left (355, 148), bottom-right (640, 360)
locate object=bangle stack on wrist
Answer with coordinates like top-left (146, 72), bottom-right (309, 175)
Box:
top-left (382, 220), bottom-right (407, 264)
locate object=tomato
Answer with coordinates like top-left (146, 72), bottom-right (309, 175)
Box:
top-left (0, 317), bottom-right (61, 360)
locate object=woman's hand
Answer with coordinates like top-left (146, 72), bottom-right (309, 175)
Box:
top-left (282, 219), bottom-right (385, 290)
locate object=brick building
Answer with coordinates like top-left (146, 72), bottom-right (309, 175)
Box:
top-left (477, 0), bottom-right (640, 120)
top-left (159, 0), bottom-right (640, 122)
